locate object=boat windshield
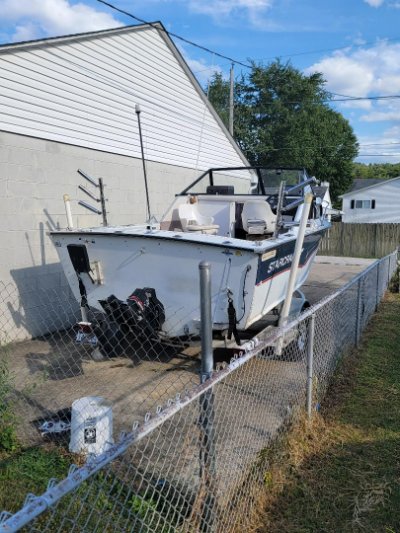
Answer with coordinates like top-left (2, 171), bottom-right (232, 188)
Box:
top-left (260, 168), bottom-right (304, 187)
top-left (177, 166), bottom-right (309, 196)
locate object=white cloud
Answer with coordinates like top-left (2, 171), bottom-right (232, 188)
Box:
top-left (364, 0), bottom-right (385, 6)
top-left (339, 99), bottom-right (372, 111)
top-left (309, 54), bottom-right (374, 96)
top-left (12, 23), bottom-right (39, 42)
top-left (178, 44), bottom-right (222, 84)
top-left (186, 57), bottom-right (222, 84)
top-left (365, 0), bottom-right (400, 6)
top-left (356, 129), bottom-right (400, 162)
top-left (189, 0), bottom-right (272, 15)
top-left (381, 125), bottom-right (400, 136)
top-left (306, 41), bottom-right (400, 121)
top-left (0, 0), bottom-right (121, 42)
top-left (360, 99), bottom-right (400, 122)
top-left (352, 32), bottom-right (367, 46)
top-left (188, 0), bottom-right (273, 25)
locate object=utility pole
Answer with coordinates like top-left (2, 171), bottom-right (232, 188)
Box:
top-left (229, 63), bottom-right (234, 136)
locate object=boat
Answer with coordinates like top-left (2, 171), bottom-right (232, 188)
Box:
top-left (49, 167), bottom-right (330, 347)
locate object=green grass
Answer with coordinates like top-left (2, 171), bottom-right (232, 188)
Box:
top-left (0, 344), bottom-right (19, 452)
top-left (0, 445), bottom-right (72, 512)
top-left (0, 445), bottom-right (176, 531)
top-left (259, 292), bottom-right (400, 533)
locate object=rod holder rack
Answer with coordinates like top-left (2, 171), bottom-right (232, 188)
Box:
top-left (77, 169), bottom-right (108, 226)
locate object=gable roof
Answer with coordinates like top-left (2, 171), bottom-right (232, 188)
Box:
top-left (350, 179), bottom-right (383, 192)
top-left (0, 23), bottom-right (249, 171)
top-left (312, 186), bottom-right (328, 200)
top-left (0, 23), bottom-right (145, 53)
top-left (341, 176), bottom-right (400, 197)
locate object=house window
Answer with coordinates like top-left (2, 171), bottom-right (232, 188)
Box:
top-left (354, 199), bottom-right (372, 209)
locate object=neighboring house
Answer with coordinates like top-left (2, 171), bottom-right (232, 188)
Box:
top-left (313, 181), bottom-right (335, 218)
top-left (0, 22), bottom-right (250, 338)
top-left (341, 177), bottom-right (400, 223)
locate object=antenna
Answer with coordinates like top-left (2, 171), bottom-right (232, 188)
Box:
top-left (135, 104), bottom-right (152, 222)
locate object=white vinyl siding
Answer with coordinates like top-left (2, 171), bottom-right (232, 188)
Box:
top-left (0, 26), bottom-right (247, 172)
top-left (342, 178), bottom-right (400, 223)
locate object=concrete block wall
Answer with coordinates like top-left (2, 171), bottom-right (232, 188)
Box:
top-left (0, 131), bottom-right (202, 339)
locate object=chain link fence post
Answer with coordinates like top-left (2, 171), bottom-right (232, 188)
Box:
top-left (306, 314), bottom-right (315, 419)
top-left (398, 248), bottom-right (400, 294)
top-left (375, 260), bottom-right (381, 311)
top-left (198, 261), bottom-right (216, 532)
top-left (387, 255), bottom-right (391, 286)
top-left (355, 278), bottom-right (362, 348)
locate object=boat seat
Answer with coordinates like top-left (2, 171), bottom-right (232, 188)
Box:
top-left (178, 203), bottom-right (219, 235)
top-left (242, 200), bottom-right (276, 235)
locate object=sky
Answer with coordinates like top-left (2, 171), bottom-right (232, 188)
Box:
top-left (1, 0), bottom-right (400, 163)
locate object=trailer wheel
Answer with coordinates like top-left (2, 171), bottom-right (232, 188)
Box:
top-left (294, 320), bottom-right (307, 357)
top-left (282, 301), bottom-right (310, 361)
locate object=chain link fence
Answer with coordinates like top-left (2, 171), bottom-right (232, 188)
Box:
top-left (1, 250), bottom-right (398, 532)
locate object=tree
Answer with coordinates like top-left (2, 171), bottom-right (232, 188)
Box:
top-left (353, 162), bottom-right (400, 180)
top-left (207, 61), bottom-right (359, 201)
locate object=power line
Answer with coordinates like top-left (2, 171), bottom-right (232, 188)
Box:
top-left (96, 0), bottom-right (251, 69)
top-left (329, 91), bottom-right (363, 99)
top-left (252, 36), bottom-right (400, 63)
top-left (358, 142), bottom-right (400, 147)
top-left (208, 78), bottom-right (400, 104)
top-left (218, 91), bottom-right (400, 105)
top-left (332, 94), bottom-right (400, 103)
top-left (95, 0), bottom-right (400, 113)
top-left (98, 0), bottom-right (400, 70)
top-left (94, 0), bottom-right (400, 111)
top-left (236, 138), bottom-right (400, 157)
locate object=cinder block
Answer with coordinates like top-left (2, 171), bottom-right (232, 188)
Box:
top-left (2, 131), bottom-right (47, 151)
top-left (0, 145), bottom-right (8, 163)
top-left (7, 180), bottom-right (37, 198)
top-left (0, 197), bottom-right (24, 215)
top-left (7, 145), bottom-right (39, 166)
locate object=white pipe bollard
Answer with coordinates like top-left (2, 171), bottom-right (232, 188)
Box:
top-left (63, 193), bottom-right (74, 229)
top-left (199, 261), bottom-right (213, 383)
top-left (276, 193), bottom-right (313, 355)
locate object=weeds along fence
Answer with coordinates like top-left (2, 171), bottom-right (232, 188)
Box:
top-left (0, 251), bottom-right (399, 533)
top-left (319, 222), bottom-right (400, 258)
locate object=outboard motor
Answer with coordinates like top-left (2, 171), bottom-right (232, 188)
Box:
top-left (126, 288), bottom-right (165, 334)
top-left (95, 288), bottom-right (165, 357)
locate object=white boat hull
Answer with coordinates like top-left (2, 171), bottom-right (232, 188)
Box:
top-left (50, 226), bottom-right (326, 338)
